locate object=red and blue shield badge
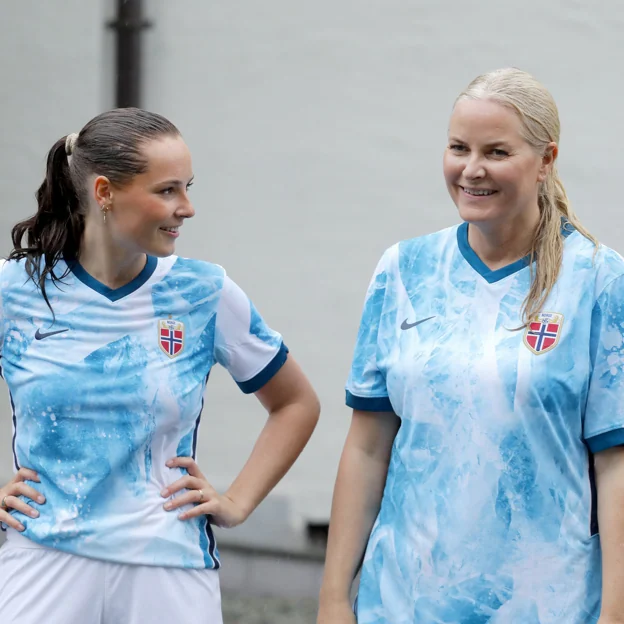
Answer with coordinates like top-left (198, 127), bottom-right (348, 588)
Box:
top-left (159, 319), bottom-right (185, 358)
top-left (523, 312), bottom-right (563, 355)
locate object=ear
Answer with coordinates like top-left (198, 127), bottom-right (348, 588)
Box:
top-left (93, 176), bottom-right (114, 206)
top-left (537, 142), bottom-right (558, 182)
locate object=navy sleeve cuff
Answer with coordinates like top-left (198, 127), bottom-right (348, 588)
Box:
top-left (586, 428), bottom-right (624, 453)
top-left (236, 342), bottom-right (289, 394)
top-left (345, 390), bottom-right (393, 412)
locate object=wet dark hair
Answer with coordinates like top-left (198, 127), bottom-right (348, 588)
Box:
top-left (9, 107), bottom-right (180, 311)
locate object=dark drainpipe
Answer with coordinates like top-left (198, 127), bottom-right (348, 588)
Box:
top-left (108, 0), bottom-right (152, 108)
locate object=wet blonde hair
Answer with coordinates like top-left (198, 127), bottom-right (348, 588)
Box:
top-left (456, 68), bottom-right (597, 326)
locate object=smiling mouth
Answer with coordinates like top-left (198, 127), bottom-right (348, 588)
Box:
top-left (461, 186), bottom-right (497, 197)
top-left (160, 226), bottom-right (180, 233)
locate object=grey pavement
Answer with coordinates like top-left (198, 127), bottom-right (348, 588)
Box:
top-left (222, 593), bottom-right (318, 624)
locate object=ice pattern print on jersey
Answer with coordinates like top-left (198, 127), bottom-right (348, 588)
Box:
top-left (346, 223), bottom-right (624, 624)
top-left (0, 255), bottom-right (287, 569)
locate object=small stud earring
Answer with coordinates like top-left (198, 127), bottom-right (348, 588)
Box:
top-left (101, 204), bottom-right (110, 223)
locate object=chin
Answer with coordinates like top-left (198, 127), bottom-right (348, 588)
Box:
top-left (457, 203), bottom-right (504, 224)
top-left (147, 244), bottom-right (176, 259)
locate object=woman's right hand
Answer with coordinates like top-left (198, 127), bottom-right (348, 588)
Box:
top-left (317, 599), bottom-right (357, 624)
top-left (0, 468), bottom-right (45, 532)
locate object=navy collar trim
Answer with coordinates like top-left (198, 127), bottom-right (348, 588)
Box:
top-left (67, 256), bottom-right (158, 302)
top-left (457, 219), bottom-right (575, 284)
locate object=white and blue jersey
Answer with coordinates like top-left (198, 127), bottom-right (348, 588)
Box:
top-left (0, 255), bottom-right (287, 569)
top-left (347, 223), bottom-right (624, 623)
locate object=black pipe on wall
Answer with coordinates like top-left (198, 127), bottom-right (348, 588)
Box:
top-left (108, 0), bottom-right (151, 108)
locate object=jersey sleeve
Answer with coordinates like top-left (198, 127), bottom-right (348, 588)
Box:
top-left (345, 249), bottom-right (394, 412)
top-left (213, 275), bottom-right (288, 394)
top-left (584, 274), bottom-right (624, 452)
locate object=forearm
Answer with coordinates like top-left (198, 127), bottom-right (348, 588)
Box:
top-left (595, 447), bottom-right (624, 622)
top-left (320, 442), bottom-right (390, 602)
top-left (225, 393), bottom-right (319, 519)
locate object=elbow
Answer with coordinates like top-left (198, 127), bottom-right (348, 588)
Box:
top-left (311, 392), bottom-right (321, 426)
top-left (296, 387), bottom-right (321, 445)
top-left (270, 384), bottom-right (320, 437)
top-left (303, 389), bottom-right (321, 433)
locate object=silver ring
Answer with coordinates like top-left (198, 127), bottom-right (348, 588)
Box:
top-left (0, 496), bottom-right (9, 511)
top-left (197, 489), bottom-right (204, 503)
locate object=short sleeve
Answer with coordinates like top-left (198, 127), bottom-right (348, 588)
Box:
top-left (345, 249), bottom-right (394, 412)
top-left (584, 275), bottom-right (624, 453)
top-left (213, 275), bottom-right (288, 394)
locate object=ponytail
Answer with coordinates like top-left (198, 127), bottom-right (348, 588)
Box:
top-left (522, 166), bottom-right (597, 326)
top-left (9, 135), bottom-right (85, 312)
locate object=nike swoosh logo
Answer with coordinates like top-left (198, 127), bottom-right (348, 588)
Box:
top-left (35, 328), bottom-right (69, 340)
top-left (400, 316), bottom-right (436, 330)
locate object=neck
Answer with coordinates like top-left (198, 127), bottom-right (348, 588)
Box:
top-left (78, 219), bottom-right (147, 289)
top-left (467, 209), bottom-right (540, 271)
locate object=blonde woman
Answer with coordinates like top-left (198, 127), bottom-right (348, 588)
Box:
top-left (318, 68), bottom-right (624, 623)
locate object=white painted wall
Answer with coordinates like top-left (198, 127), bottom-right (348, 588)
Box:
top-left (0, 0), bottom-right (109, 494)
top-left (2, 0), bottom-right (624, 534)
top-left (141, 0), bottom-right (624, 526)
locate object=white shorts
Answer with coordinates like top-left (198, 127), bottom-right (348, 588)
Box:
top-left (0, 529), bottom-right (223, 624)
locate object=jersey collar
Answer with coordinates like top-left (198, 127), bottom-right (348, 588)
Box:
top-left (457, 220), bottom-right (575, 284)
top-left (67, 256), bottom-right (158, 302)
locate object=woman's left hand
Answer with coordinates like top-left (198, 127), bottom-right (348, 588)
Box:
top-left (161, 457), bottom-right (249, 529)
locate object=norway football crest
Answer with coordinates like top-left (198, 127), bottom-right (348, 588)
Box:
top-left (158, 319), bottom-right (185, 358)
top-left (523, 312), bottom-right (563, 355)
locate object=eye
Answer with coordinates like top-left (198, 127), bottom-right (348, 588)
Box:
top-left (491, 148), bottom-right (509, 157)
top-left (186, 181), bottom-right (194, 191)
top-left (449, 144), bottom-right (467, 152)
top-left (159, 187), bottom-right (175, 195)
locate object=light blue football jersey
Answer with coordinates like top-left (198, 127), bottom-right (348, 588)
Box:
top-left (346, 223), bottom-right (624, 624)
top-left (0, 255), bottom-right (287, 568)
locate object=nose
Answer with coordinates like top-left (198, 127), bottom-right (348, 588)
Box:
top-left (462, 153), bottom-right (486, 180)
top-left (176, 194), bottom-right (195, 219)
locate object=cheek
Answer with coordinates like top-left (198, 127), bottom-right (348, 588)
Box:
top-left (134, 199), bottom-right (171, 224)
top-left (497, 156), bottom-right (542, 191)
top-left (488, 164), bottom-right (521, 193)
top-left (506, 167), bottom-right (540, 197)
top-left (442, 154), bottom-right (460, 185)
top-left (115, 199), bottom-right (167, 236)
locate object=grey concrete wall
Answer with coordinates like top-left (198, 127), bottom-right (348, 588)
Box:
top-left (2, 1), bottom-right (624, 538)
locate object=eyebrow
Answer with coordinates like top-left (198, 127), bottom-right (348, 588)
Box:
top-left (157, 176), bottom-right (195, 186)
top-left (483, 141), bottom-right (511, 148)
top-left (448, 136), bottom-right (511, 148)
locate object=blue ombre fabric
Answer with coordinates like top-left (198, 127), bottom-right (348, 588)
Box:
top-left (347, 223), bottom-right (624, 623)
top-left (0, 255), bottom-right (287, 568)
